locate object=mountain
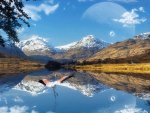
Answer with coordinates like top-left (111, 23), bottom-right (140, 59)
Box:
top-left (54, 35), bottom-right (109, 61)
top-left (16, 35), bottom-right (55, 56)
top-left (86, 32), bottom-right (150, 63)
top-left (15, 35), bottom-right (109, 62)
top-left (56, 35), bottom-right (109, 51)
top-left (134, 32), bottom-right (150, 39)
top-left (0, 41), bottom-right (26, 58)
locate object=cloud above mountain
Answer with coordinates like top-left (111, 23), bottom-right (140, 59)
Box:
top-left (82, 2), bottom-right (127, 24)
top-left (24, 2), bottom-right (59, 21)
top-left (113, 7), bottom-right (146, 27)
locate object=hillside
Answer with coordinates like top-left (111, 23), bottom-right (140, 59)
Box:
top-left (85, 32), bottom-right (150, 63)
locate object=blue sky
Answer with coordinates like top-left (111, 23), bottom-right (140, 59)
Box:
top-left (19, 0), bottom-right (150, 46)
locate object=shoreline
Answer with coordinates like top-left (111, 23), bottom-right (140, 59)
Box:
top-left (65, 63), bottom-right (150, 74)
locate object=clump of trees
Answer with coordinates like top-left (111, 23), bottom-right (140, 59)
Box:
top-left (45, 61), bottom-right (61, 70)
top-left (0, 0), bottom-right (30, 47)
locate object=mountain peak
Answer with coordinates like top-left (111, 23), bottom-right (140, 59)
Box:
top-left (76, 35), bottom-right (109, 49)
top-left (82, 35), bottom-right (95, 41)
top-left (16, 35), bottom-right (54, 56)
top-left (56, 35), bottom-right (110, 51)
top-left (28, 35), bottom-right (48, 42)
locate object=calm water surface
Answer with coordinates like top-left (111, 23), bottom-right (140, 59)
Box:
top-left (0, 69), bottom-right (149, 113)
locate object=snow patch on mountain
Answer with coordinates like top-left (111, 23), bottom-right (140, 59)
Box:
top-left (55, 35), bottom-right (109, 51)
top-left (16, 35), bottom-right (53, 53)
top-left (55, 41), bottom-right (78, 51)
top-left (134, 32), bottom-right (150, 39)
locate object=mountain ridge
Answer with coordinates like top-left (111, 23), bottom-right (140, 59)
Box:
top-left (84, 32), bottom-right (150, 63)
top-left (15, 35), bottom-right (109, 62)
top-left (55, 35), bottom-right (109, 51)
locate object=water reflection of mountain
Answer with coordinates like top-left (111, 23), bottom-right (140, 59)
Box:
top-left (85, 71), bottom-right (150, 100)
top-left (1, 69), bottom-right (149, 100)
top-left (0, 73), bottom-right (25, 93)
top-left (13, 69), bottom-right (108, 97)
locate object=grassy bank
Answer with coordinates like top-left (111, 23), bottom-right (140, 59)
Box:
top-left (0, 58), bottom-right (45, 74)
top-left (66, 63), bottom-right (150, 74)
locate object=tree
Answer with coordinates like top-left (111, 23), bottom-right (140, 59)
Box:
top-left (0, 35), bottom-right (5, 47)
top-left (0, 0), bottom-right (30, 47)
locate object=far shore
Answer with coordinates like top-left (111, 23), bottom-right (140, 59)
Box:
top-left (65, 63), bottom-right (150, 74)
top-left (0, 58), bottom-right (45, 74)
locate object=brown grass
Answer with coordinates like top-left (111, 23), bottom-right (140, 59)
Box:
top-left (67, 63), bottom-right (150, 74)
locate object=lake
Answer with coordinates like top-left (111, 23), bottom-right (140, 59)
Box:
top-left (0, 69), bottom-right (149, 113)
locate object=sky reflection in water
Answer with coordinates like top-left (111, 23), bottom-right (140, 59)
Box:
top-left (0, 69), bottom-right (149, 113)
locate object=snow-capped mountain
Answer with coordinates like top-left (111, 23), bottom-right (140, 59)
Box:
top-left (55, 42), bottom-right (78, 51)
top-left (16, 35), bottom-right (54, 56)
top-left (55, 35), bottom-right (109, 51)
top-left (12, 35), bottom-right (110, 61)
top-left (53, 35), bottom-right (110, 60)
top-left (0, 41), bottom-right (25, 57)
top-left (134, 32), bottom-right (150, 39)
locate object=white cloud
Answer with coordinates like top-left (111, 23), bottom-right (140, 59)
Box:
top-left (82, 2), bottom-right (127, 25)
top-left (109, 31), bottom-right (116, 37)
top-left (9, 106), bottom-right (28, 113)
top-left (0, 106), bottom-right (28, 113)
top-left (113, 7), bottom-right (146, 27)
top-left (139, 6), bottom-right (144, 12)
top-left (24, 3), bottom-right (59, 21)
top-left (0, 106), bottom-right (38, 113)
